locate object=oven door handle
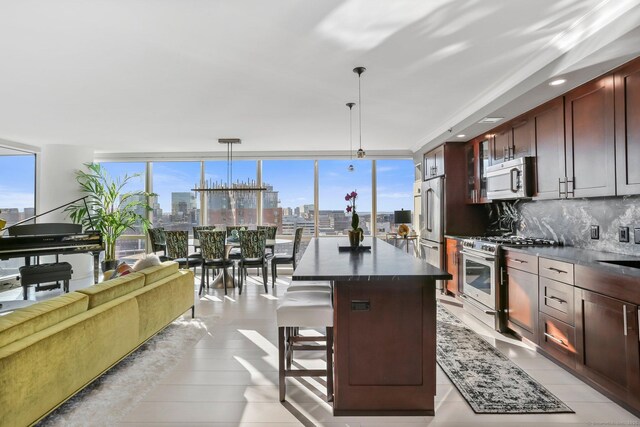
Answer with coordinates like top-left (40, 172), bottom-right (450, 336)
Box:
top-left (460, 250), bottom-right (495, 262)
top-left (460, 294), bottom-right (497, 315)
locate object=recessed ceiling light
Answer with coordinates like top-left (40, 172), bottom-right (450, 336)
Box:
top-left (456, 134), bottom-right (466, 138)
top-left (478, 117), bottom-right (504, 124)
top-left (549, 79), bottom-right (566, 86)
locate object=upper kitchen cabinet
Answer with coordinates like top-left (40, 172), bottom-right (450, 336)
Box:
top-left (465, 137), bottom-right (490, 204)
top-left (511, 118), bottom-right (534, 158)
top-left (614, 57), bottom-right (640, 195)
top-left (424, 145), bottom-right (445, 179)
top-left (489, 118), bottom-right (534, 166)
top-left (532, 98), bottom-right (566, 200)
top-left (564, 75), bottom-right (616, 198)
top-left (490, 126), bottom-right (511, 165)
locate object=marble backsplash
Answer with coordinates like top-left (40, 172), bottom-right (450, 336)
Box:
top-left (512, 196), bottom-right (640, 256)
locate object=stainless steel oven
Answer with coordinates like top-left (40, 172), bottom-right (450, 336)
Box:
top-left (459, 239), bottom-right (500, 330)
top-left (461, 247), bottom-right (496, 309)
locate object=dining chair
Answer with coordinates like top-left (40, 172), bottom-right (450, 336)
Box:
top-left (193, 225), bottom-right (216, 240)
top-left (238, 229), bottom-right (268, 294)
top-left (258, 225), bottom-right (278, 256)
top-left (148, 227), bottom-right (168, 260)
top-left (165, 230), bottom-right (200, 271)
top-left (271, 227), bottom-right (304, 287)
top-left (198, 230), bottom-right (235, 296)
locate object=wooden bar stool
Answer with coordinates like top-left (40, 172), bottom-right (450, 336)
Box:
top-left (276, 290), bottom-right (334, 402)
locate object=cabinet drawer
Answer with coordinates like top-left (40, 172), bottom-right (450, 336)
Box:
top-left (503, 250), bottom-right (538, 274)
top-left (539, 313), bottom-right (576, 369)
top-left (539, 257), bottom-right (574, 285)
top-left (539, 277), bottom-right (575, 325)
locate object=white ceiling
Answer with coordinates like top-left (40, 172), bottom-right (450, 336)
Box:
top-left (0, 0), bottom-right (639, 158)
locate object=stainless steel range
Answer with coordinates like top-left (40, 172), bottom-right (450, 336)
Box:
top-left (459, 236), bottom-right (559, 331)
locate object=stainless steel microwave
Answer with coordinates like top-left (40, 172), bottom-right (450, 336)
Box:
top-left (486, 156), bottom-right (534, 200)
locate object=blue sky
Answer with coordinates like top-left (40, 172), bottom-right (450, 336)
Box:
top-left (0, 157), bottom-right (413, 214)
top-left (0, 155), bottom-right (36, 209)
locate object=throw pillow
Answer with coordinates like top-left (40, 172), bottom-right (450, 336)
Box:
top-left (132, 253), bottom-right (162, 272)
top-left (109, 262), bottom-right (133, 280)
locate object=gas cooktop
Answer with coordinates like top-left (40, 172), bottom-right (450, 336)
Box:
top-left (461, 235), bottom-right (560, 253)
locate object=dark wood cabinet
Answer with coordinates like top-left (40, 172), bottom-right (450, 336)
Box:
top-left (531, 98), bottom-right (566, 199)
top-left (565, 75), bottom-right (616, 198)
top-left (424, 145), bottom-right (445, 179)
top-left (464, 137), bottom-right (490, 204)
top-left (575, 288), bottom-right (640, 406)
top-left (614, 57), bottom-right (640, 195)
top-left (445, 238), bottom-right (460, 295)
top-left (491, 127), bottom-right (511, 165)
top-left (539, 312), bottom-right (576, 369)
top-left (511, 119), bottom-right (534, 158)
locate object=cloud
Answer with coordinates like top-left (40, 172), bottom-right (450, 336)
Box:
top-left (377, 166), bottom-right (397, 173)
top-left (378, 192), bottom-right (412, 199)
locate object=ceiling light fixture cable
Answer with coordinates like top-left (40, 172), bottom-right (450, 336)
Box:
top-left (347, 102), bottom-right (355, 172)
top-left (353, 66), bottom-right (366, 159)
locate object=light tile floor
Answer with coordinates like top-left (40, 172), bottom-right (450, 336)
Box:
top-left (4, 269), bottom-right (639, 426)
top-left (113, 271), bottom-right (640, 427)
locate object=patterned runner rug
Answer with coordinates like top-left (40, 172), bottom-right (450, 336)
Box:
top-left (437, 303), bottom-right (574, 414)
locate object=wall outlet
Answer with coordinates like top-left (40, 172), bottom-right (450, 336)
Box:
top-left (590, 225), bottom-right (599, 240)
top-left (619, 226), bottom-right (630, 243)
top-left (635, 228), bottom-right (640, 244)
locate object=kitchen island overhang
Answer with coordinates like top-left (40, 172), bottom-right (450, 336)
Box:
top-left (292, 238), bottom-right (451, 416)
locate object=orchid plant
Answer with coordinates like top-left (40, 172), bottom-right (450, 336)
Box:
top-left (345, 190), bottom-right (364, 240)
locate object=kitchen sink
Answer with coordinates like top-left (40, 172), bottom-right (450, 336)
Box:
top-left (598, 260), bottom-right (640, 268)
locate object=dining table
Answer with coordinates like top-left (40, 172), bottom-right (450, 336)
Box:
top-left (193, 238), bottom-right (291, 289)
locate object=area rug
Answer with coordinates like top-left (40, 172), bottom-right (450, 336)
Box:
top-left (37, 316), bottom-right (211, 427)
top-left (436, 303), bottom-right (574, 414)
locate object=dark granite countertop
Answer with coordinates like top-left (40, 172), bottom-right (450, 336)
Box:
top-left (292, 237), bottom-right (451, 282)
top-left (503, 245), bottom-right (640, 279)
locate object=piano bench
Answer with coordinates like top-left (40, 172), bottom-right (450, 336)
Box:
top-left (19, 262), bottom-right (73, 300)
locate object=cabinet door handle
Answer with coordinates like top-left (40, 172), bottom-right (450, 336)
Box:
top-left (566, 178), bottom-right (575, 197)
top-left (558, 177), bottom-right (566, 198)
top-left (544, 295), bottom-right (567, 304)
top-left (544, 332), bottom-right (568, 347)
top-left (544, 267), bottom-right (568, 274)
top-left (623, 305), bottom-right (628, 336)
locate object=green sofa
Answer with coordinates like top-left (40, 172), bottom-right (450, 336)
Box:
top-left (0, 261), bottom-right (195, 427)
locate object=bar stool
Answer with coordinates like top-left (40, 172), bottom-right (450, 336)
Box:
top-left (287, 281), bottom-right (332, 292)
top-left (276, 290), bottom-right (334, 402)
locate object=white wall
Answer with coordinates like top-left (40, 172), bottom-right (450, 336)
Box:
top-left (37, 144), bottom-right (95, 281)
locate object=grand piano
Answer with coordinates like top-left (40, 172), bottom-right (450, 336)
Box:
top-left (0, 198), bottom-right (104, 284)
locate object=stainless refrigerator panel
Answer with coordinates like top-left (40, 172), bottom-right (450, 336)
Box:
top-left (420, 177), bottom-right (444, 243)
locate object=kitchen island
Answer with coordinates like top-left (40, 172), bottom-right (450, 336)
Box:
top-left (292, 237), bottom-right (451, 416)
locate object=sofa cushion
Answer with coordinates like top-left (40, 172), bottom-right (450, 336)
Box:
top-left (77, 272), bottom-right (145, 309)
top-left (0, 292), bottom-right (88, 348)
top-left (137, 261), bottom-right (179, 286)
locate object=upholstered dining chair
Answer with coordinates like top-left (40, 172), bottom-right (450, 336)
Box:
top-left (148, 227), bottom-right (168, 260)
top-left (193, 225), bottom-right (216, 240)
top-left (271, 227), bottom-right (304, 287)
top-left (258, 225), bottom-right (278, 256)
top-left (238, 229), bottom-right (268, 294)
top-left (165, 230), bottom-right (200, 271)
top-left (198, 230), bottom-right (235, 296)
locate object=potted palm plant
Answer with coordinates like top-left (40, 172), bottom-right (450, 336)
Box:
top-left (65, 163), bottom-right (155, 271)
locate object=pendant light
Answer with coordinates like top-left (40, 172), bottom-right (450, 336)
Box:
top-left (346, 102), bottom-right (355, 172)
top-left (353, 66), bottom-right (366, 159)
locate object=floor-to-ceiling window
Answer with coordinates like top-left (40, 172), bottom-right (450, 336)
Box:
top-left (318, 160), bottom-right (372, 236)
top-left (151, 162), bottom-right (201, 234)
top-left (375, 159), bottom-right (414, 236)
top-left (261, 160), bottom-right (315, 236)
top-left (99, 162), bottom-right (147, 261)
top-left (0, 149), bottom-right (35, 280)
top-left (203, 160), bottom-right (257, 227)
